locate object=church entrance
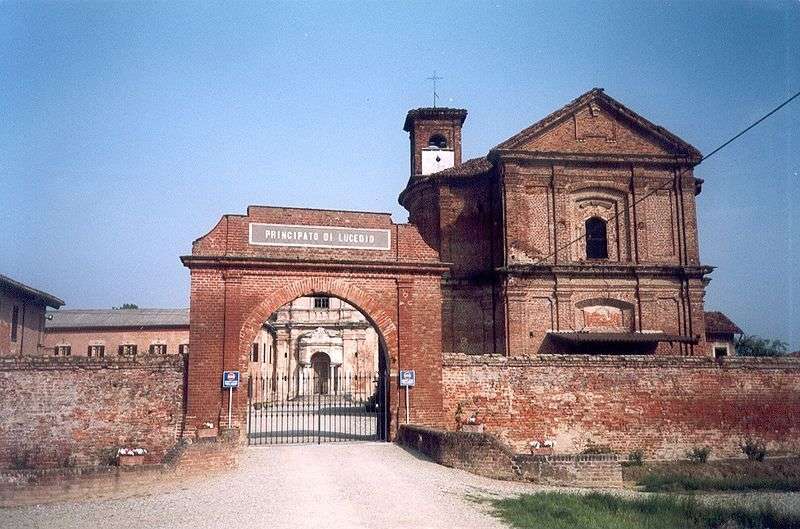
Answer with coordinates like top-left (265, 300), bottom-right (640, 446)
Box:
top-left (311, 352), bottom-right (331, 394)
top-left (246, 294), bottom-right (389, 445)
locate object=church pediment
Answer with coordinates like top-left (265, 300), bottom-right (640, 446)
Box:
top-left (493, 88), bottom-right (702, 162)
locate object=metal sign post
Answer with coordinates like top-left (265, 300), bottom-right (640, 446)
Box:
top-left (399, 370), bottom-right (415, 424)
top-left (222, 371), bottom-right (241, 429)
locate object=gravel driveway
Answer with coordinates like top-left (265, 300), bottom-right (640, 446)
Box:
top-left (2, 442), bottom-right (543, 529)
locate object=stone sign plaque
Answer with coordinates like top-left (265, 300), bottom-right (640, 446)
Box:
top-left (249, 223), bottom-right (391, 251)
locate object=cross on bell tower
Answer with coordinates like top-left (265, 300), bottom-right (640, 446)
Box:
top-left (427, 71), bottom-right (443, 108)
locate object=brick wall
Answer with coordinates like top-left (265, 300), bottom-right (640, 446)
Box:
top-left (0, 355), bottom-right (185, 470)
top-left (443, 355), bottom-right (800, 459)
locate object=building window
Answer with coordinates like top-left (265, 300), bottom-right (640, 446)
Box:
top-left (118, 344), bottom-right (137, 356)
top-left (585, 217), bottom-right (609, 259)
top-left (10, 305), bottom-right (19, 342)
top-left (251, 343), bottom-right (259, 362)
top-left (88, 345), bottom-right (105, 358)
top-left (714, 346), bottom-right (729, 359)
top-left (428, 134), bottom-right (447, 149)
top-left (313, 297), bottom-right (330, 309)
top-left (263, 343), bottom-right (268, 363)
top-left (149, 344), bottom-right (167, 355)
top-left (178, 344), bottom-right (189, 355)
top-left (55, 345), bottom-right (71, 356)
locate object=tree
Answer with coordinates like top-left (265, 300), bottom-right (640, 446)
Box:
top-left (735, 334), bottom-right (789, 357)
top-left (112, 303), bottom-right (139, 310)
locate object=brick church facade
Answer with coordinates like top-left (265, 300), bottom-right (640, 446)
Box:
top-left (183, 89), bottom-right (800, 458)
top-left (400, 88), bottom-right (709, 357)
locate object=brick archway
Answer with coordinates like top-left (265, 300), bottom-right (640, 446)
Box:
top-left (182, 205), bottom-right (449, 442)
top-left (238, 277), bottom-right (398, 366)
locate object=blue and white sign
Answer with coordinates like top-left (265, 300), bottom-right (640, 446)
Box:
top-left (222, 371), bottom-right (240, 388)
top-left (399, 370), bottom-right (416, 387)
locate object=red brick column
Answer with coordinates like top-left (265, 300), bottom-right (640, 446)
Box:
top-left (221, 270), bottom-right (244, 428)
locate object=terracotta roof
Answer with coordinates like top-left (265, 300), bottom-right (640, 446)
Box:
top-left (548, 331), bottom-right (697, 344)
top-left (429, 156), bottom-right (493, 179)
top-left (46, 308), bottom-right (189, 329)
top-left (0, 274), bottom-right (64, 308)
top-left (403, 107), bottom-right (467, 132)
top-left (491, 88), bottom-right (703, 161)
top-left (400, 157), bottom-right (495, 203)
top-left (704, 311), bottom-right (743, 335)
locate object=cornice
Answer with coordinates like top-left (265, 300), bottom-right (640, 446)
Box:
top-left (497, 263), bottom-right (714, 278)
top-left (489, 149), bottom-right (701, 167)
top-left (181, 255), bottom-right (452, 275)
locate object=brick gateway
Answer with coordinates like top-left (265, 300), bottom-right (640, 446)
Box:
top-left (182, 89), bottom-right (800, 456)
top-left (181, 207), bottom-right (450, 440)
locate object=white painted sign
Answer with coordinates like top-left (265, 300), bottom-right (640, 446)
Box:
top-left (399, 370), bottom-right (416, 387)
top-left (222, 370), bottom-right (240, 388)
top-left (249, 223), bottom-right (391, 250)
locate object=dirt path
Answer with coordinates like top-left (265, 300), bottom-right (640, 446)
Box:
top-left (1, 443), bottom-right (544, 529)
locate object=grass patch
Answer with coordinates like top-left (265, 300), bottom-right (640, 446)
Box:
top-left (639, 473), bottom-right (800, 493)
top-left (624, 457), bottom-right (800, 493)
top-left (488, 492), bottom-right (800, 529)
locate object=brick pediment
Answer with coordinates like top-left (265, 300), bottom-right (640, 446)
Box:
top-left (493, 89), bottom-right (702, 162)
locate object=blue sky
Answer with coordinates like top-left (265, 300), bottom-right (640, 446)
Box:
top-left (2, 1), bottom-right (798, 348)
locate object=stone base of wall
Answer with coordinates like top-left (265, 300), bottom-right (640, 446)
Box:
top-left (397, 424), bottom-right (622, 487)
top-left (515, 454), bottom-right (622, 487)
top-left (0, 436), bottom-right (240, 507)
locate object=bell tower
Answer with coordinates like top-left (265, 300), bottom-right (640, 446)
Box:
top-left (403, 107), bottom-right (467, 176)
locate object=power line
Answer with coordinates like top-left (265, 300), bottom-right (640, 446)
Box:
top-left (534, 89), bottom-right (800, 264)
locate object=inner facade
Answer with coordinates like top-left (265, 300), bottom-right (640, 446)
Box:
top-left (248, 295), bottom-right (380, 397)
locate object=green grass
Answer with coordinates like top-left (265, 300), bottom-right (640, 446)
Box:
top-left (639, 473), bottom-right (800, 493)
top-left (487, 492), bottom-right (800, 529)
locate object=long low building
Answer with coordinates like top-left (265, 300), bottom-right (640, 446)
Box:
top-left (44, 309), bottom-right (190, 357)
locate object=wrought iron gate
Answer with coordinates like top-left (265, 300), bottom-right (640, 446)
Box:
top-left (247, 369), bottom-right (386, 445)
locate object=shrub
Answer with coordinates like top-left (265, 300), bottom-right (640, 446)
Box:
top-left (687, 446), bottom-right (711, 463)
top-left (582, 440), bottom-right (612, 454)
top-left (741, 439), bottom-right (767, 461)
top-left (627, 450), bottom-right (644, 466)
top-left (10, 450), bottom-right (33, 470)
top-left (735, 334), bottom-right (789, 357)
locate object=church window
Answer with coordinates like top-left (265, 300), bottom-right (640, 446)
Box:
top-left (428, 134), bottom-right (447, 149)
top-left (251, 342), bottom-right (259, 362)
top-left (313, 297), bottom-right (330, 309)
top-left (585, 217), bottom-right (608, 259)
